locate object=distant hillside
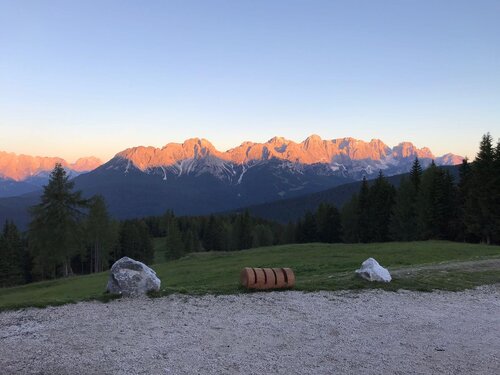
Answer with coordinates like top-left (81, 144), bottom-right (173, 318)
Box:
top-left (0, 192), bottom-right (39, 229)
top-left (235, 165), bottom-right (460, 223)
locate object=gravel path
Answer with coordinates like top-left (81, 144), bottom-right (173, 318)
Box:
top-left (391, 258), bottom-right (500, 276)
top-left (1, 286), bottom-right (499, 374)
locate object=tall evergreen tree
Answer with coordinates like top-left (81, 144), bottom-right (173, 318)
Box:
top-left (0, 221), bottom-right (26, 286)
top-left (182, 228), bottom-right (202, 253)
top-left (357, 177), bottom-right (371, 243)
top-left (464, 133), bottom-right (497, 244)
top-left (203, 215), bottom-right (225, 251)
top-left (233, 211), bottom-right (253, 250)
top-left (456, 158), bottom-right (473, 241)
top-left (416, 163), bottom-right (456, 240)
top-left (492, 139), bottom-right (500, 243)
top-left (297, 211), bottom-right (318, 243)
top-left (165, 218), bottom-right (185, 260)
top-left (28, 163), bottom-right (88, 278)
top-left (251, 224), bottom-right (274, 248)
top-left (390, 177), bottom-right (418, 241)
top-left (368, 171), bottom-right (396, 242)
top-left (118, 220), bottom-right (154, 264)
top-left (316, 203), bottom-right (342, 243)
top-left (409, 157), bottom-right (423, 190)
top-left (341, 194), bottom-right (359, 243)
top-left (283, 222), bottom-right (296, 244)
top-left (84, 195), bottom-right (117, 273)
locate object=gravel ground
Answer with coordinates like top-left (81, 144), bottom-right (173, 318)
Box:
top-left (1, 286), bottom-right (499, 375)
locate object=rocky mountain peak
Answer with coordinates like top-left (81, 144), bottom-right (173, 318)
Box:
top-left (70, 157), bottom-right (103, 172)
top-left (392, 142), bottom-right (435, 159)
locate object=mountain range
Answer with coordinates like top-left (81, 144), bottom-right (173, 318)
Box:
top-left (112, 135), bottom-right (462, 180)
top-left (0, 135), bottom-right (463, 227)
top-left (0, 152), bottom-right (102, 197)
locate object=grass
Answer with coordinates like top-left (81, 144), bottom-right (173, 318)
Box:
top-left (1, 240), bottom-right (500, 311)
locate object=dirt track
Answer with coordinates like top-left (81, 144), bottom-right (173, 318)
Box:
top-left (1, 285), bottom-right (499, 374)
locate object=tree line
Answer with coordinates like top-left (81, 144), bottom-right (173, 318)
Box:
top-left (293, 134), bottom-right (499, 244)
top-left (0, 133), bottom-right (498, 287)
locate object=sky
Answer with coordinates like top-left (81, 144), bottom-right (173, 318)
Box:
top-left (0, 0), bottom-right (499, 162)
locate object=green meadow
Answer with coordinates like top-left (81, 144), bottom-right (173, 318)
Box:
top-left (1, 240), bottom-right (499, 311)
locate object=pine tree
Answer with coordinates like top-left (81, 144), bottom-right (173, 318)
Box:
top-left (118, 220), bottom-right (154, 264)
top-left (341, 194), bottom-right (359, 243)
top-left (283, 222), bottom-right (296, 244)
top-left (465, 133), bottom-right (496, 244)
top-left (182, 228), bottom-right (201, 253)
top-left (456, 158), bottom-right (473, 241)
top-left (84, 195), bottom-right (117, 273)
top-left (203, 215), bottom-right (225, 250)
top-left (251, 224), bottom-right (274, 248)
top-left (298, 211), bottom-right (318, 243)
top-left (416, 163), bottom-right (456, 240)
top-left (28, 163), bottom-right (88, 278)
top-left (409, 157), bottom-right (423, 191)
top-left (0, 221), bottom-right (25, 286)
top-left (233, 211), bottom-right (252, 249)
top-left (492, 139), bottom-right (500, 243)
top-left (316, 203), bottom-right (341, 243)
top-left (368, 171), bottom-right (396, 242)
top-left (390, 177), bottom-right (418, 241)
top-left (165, 218), bottom-right (185, 260)
top-left (357, 177), bottom-right (371, 242)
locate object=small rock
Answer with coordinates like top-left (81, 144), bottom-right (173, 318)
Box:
top-left (106, 257), bottom-right (161, 296)
top-left (355, 258), bottom-right (392, 282)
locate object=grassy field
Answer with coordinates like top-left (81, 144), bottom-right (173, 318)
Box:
top-left (1, 240), bottom-right (500, 311)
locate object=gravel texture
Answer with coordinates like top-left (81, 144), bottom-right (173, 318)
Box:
top-left (1, 286), bottom-right (499, 374)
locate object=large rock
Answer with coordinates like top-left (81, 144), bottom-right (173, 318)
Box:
top-left (355, 258), bottom-right (392, 282)
top-left (106, 257), bottom-right (161, 296)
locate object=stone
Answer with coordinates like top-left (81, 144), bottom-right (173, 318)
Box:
top-left (106, 257), bottom-right (161, 296)
top-left (355, 257), bottom-right (392, 282)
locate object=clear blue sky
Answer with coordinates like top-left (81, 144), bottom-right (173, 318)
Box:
top-left (1, 0), bottom-right (499, 162)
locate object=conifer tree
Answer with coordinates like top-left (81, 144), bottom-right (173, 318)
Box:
top-left (455, 158), bottom-right (473, 241)
top-left (493, 139), bottom-right (500, 243)
top-left (203, 215), bottom-right (225, 250)
top-left (0, 221), bottom-right (25, 286)
top-left (29, 163), bottom-right (88, 278)
top-left (233, 211), bottom-right (253, 249)
top-left (416, 163), bottom-right (456, 240)
top-left (357, 177), bottom-right (371, 242)
top-left (118, 220), bottom-right (154, 264)
top-left (390, 177), bottom-right (418, 241)
top-left (298, 211), bottom-right (318, 243)
top-left (284, 222), bottom-right (297, 244)
top-left (368, 171), bottom-right (396, 242)
top-left (409, 157), bottom-right (423, 190)
top-left (341, 194), bottom-right (359, 243)
top-left (165, 218), bottom-right (185, 260)
top-left (464, 133), bottom-right (496, 244)
top-left (251, 224), bottom-right (274, 248)
top-left (182, 228), bottom-right (201, 253)
top-left (316, 203), bottom-right (341, 243)
top-left (84, 195), bottom-right (116, 273)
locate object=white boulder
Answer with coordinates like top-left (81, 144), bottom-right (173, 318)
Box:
top-left (356, 258), bottom-right (392, 282)
top-left (106, 257), bottom-right (161, 296)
